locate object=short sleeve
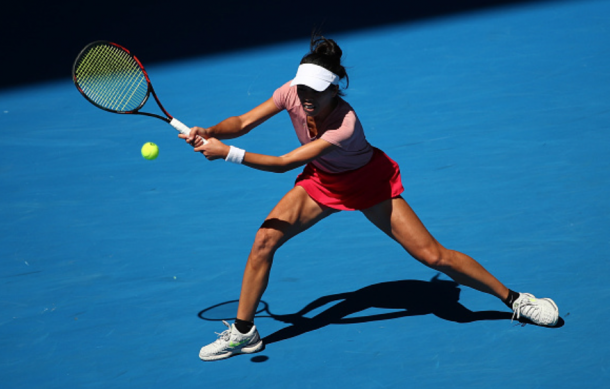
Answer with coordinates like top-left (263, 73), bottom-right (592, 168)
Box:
top-left (273, 81), bottom-right (293, 110)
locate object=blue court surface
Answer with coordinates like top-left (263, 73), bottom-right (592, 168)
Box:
top-left (1, 0), bottom-right (609, 388)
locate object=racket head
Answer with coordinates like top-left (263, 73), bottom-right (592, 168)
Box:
top-left (72, 41), bottom-right (151, 114)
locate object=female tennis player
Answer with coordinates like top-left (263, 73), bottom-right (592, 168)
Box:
top-left (181, 36), bottom-right (560, 361)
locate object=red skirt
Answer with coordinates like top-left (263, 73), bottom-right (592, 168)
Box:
top-left (295, 148), bottom-right (404, 211)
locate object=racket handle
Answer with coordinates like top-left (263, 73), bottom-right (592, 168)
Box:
top-left (169, 118), bottom-right (191, 135)
top-left (170, 118), bottom-right (207, 144)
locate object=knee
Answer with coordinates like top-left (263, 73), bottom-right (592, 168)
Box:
top-left (413, 245), bottom-right (454, 270)
top-left (249, 228), bottom-right (282, 265)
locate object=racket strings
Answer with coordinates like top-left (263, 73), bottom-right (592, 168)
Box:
top-left (79, 45), bottom-right (145, 110)
top-left (75, 44), bottom-right (149, 112)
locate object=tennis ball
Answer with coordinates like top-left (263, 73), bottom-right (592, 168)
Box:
top-left (141, 142), bottom-right (159, 160)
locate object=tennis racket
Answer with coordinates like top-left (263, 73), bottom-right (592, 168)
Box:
top-left (72, 40), bottom-right (204, 143)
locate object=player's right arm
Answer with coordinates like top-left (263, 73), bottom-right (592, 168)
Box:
top-left (180, 97), bottom-right (281, 145)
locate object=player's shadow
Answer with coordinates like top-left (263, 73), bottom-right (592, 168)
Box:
top-left (262, 274), bottom-right (563, 345)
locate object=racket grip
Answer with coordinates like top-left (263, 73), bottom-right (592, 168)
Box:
top-left (169, 118), bottom-right (191, 135)
top-left (170, 118), bottom-right (207, 145)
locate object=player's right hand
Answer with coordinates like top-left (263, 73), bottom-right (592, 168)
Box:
top-left (178, 126), bottom-right (209, 147)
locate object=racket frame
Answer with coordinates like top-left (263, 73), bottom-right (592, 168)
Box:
top-left (72, 40), bottom-right (174, 123)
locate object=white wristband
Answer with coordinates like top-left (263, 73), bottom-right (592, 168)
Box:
top-left (225, 146), bottom-right (246, 164)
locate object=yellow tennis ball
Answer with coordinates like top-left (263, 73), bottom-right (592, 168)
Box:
top-left (141, 142), bottom-right (159, 160)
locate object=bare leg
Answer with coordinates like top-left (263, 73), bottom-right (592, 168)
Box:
top-left (361, 196), bottom-right (509, 301)
top-left (237, 186), bottom-right (338, 322)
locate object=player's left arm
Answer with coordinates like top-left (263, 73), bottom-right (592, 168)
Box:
top-left (180, 97), bottom-right (281, 146)
top-left (195, 137), bottom-right (337, 173)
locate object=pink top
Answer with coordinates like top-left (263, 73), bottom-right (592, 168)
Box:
top-left (273, 81), bottom-right (374, 173)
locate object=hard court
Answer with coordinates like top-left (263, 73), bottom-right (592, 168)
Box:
top-left (1, 0), bottom-right (609, 388)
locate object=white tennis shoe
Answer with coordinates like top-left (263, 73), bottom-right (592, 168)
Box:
top-left (199, 320), bottom-right (264, 361)
top-left (512, 293), bottom-right (559, 326)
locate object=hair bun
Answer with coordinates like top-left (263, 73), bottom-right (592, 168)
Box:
top-left (311, 36), bottom-right (343, 60)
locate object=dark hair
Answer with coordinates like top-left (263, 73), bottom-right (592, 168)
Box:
top-left (300, 35), bottom-right (349, 94)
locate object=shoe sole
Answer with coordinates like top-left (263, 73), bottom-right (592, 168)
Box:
top-left (199, 340), bottom-right (265, 361)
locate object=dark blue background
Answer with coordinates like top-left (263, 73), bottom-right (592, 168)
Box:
top-left (2, 0), bottom-right (555, 88)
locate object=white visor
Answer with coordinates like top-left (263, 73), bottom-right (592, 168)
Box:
top-left (290, 63), bottom-right (340, 92)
